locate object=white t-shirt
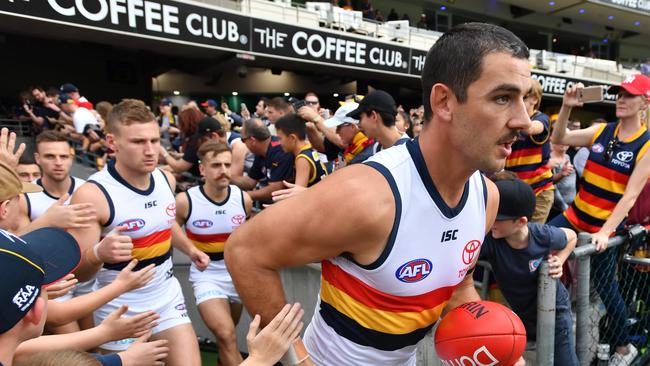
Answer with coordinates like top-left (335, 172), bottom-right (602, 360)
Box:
top-left (73, 107), bottom-right (98, 133)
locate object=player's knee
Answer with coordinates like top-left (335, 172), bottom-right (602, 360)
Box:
top-left (213, 325), bottom-right (237, 345)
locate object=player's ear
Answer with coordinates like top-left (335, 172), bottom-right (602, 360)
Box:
top-left (429, 83), bottom-right (453, 123)
top-left (519, 216), bottom-right (529, 226)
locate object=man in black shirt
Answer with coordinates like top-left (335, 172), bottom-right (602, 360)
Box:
top-left (231, 118), bottom-right (293, 203)
top-left (24, 86), bottom-right (62, 130)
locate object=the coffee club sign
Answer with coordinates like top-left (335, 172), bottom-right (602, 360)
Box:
top-left (0, 0), bottom-right (423, 76)
top-left (532, 72), bottom-right (617, 104)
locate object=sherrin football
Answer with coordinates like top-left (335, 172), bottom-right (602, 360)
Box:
top-left (434, 301), bottom-right (526, 366)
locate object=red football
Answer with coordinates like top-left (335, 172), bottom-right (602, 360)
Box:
top-left (434, 301), bottom-right (526, 366)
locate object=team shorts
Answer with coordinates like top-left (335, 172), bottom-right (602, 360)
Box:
top-left (95, 259), bottom-right (191, 351)
top-left (189, 260), bottom-right (240, 305)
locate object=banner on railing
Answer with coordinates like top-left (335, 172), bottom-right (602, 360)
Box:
top-left (594, 0), bottom-right (650, 15)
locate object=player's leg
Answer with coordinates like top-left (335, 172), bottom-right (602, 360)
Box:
top-left (198, 298), bottom-right (243, 366)
top-left (151, 323), bottom-right (201, 366)
top-left (230, 302), bottom-right (243, 325)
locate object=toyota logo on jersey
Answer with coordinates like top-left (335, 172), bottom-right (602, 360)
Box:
top-left (118, 219), bottom-right (146, 232)
top-left (462, 240), bottom-right (481, 265)
top-left (395, 258), bottom-right (432, 283)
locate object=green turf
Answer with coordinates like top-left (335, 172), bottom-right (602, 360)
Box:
top-left (200, 350), bottom-right (219, 366)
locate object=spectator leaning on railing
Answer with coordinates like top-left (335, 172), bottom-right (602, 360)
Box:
top-left (549, 74), bottom-right (650, 365)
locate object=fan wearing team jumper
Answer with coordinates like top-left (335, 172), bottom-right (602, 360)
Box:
top-left (226, 22), bottom-right (532, 366)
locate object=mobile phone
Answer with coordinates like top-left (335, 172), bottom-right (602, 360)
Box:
top-left (578, 86), bottom-right (604, 103)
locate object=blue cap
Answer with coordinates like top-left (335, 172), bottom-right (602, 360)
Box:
top-left (0, 228), bottom-right (80, 334)
top-left (160, 98), bottom-right (173, 107)
top-left (201, 99), bottom-right (218, 108)
top-left (60, 83), bottom-right (78, 94)
top-left (58, 94), bottom-right (74, 105)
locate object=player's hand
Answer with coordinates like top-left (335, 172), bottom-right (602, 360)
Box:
top-left (562, 83), bottom-right (584, 109)
top-left (118, 332), bottom-right (169, 366)
top-left (297, 106), bottom-right (320, 122)
top-left (114, 259), bottom-right (155, 292)
top-left (271, 181), bottom-right (307, 202)
top-left (97, 226), bottom-right (134, 264)
top-left (100, 304), bottom-right (159, 341)
top-left (246, 303), bottom-right (305, 365)
top-left (45, 273), bottom-right (78, 300)
top-left (547, 255), bottom-right (563, 279)
top-left (591, 231), bottom-right (610, 253)
top-left (513, 356), bottom-right (526, 366)
top-left (191, 249), bottom-right (210, 271)
top-left (42, 193), bottom-right (97, 229)
top-left (0, 127), bottom-right (26, 169)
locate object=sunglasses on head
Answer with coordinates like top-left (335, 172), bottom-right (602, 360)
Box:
top-left (603, 138), bottom-right (619, 162)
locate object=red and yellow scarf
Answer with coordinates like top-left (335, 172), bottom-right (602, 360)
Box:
top-left (344, 132), bottom-right (374, 163)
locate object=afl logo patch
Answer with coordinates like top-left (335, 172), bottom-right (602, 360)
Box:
top-left (396, 258), bottom-right (432, 283)
top-left (231, 214), bottom-right (245, 225)
top-left (192, 220), bottom-right (213, 228)
top-left (592, 143), bottom-right (604, 153)
top-left (118, 218), bottom-right (146, 232)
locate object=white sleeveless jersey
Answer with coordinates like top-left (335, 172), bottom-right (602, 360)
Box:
top-left (184, 184), bottom-right (247, 261)
top-left (304, 139), bottom-right (488, 366)
top-left (24, 177), bottom-right (85, 220)
top-left (88, 161), bottom-right (177, 290)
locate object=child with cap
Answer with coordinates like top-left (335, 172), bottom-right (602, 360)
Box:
top-left (478, 178), bottom-right (579, 366)
top-left (0, 227), bottom-right (81, 365)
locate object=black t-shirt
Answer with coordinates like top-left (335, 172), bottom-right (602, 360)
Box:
top-left (324, 137), bottom-right (342, 161)
top-left (249, 136), bottom-right (294, 183)
top-left (182, 138), bottom-right (201, 177)
top-left (32, 102), bottom-right (61, 129)
top-left (479, 223), bottom-right (570, 337)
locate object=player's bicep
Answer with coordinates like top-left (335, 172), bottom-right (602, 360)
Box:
top-left (227, 165), bottom-right (393, 269)
top-left (68, 184), bottom-right (106, 250)
top-left (175, 192), bottom-right (189, 225)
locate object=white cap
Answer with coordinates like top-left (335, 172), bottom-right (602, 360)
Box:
top-left (324, 102), bottom-right (359, 128)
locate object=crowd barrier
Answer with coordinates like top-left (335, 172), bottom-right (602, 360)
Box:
top-left (531, 225), bottom-right (650, 366)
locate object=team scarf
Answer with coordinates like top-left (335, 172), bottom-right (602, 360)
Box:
top-left (343, 132), bottom-right (374, 163)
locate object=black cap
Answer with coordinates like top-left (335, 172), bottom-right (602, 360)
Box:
top-left (193, 117), bottom-right (222, 138)
top-left (346, 90), bottom-right (397, 119)
top-left (60, 83), bottom-right (78, 94)
top-left (0, 228), bottom-right (80, 334)
top-left (495, 179), bottom-right (536, 220)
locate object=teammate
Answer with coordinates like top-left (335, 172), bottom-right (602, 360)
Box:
top-left (19, 131), bottom-right (87, 221)
top-left (176, 141), bottom-right (252, 366)
top-left (275, 114), bottom-right (328, 187)
top-left (15, 131), bottom-right (96, 237)
top-left (68, 99), bottom-right (209, 366)
top-left (549, 74), bottom-right (650, 365)
top-left (226, 22), bottom-right (532, 365)
top-left (505, 78), bottom-right (555, 223)
top-left (15, 155), bottom-right (40, 183)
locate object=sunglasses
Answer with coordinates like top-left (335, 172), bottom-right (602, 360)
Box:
top-left (603, 138), bottom-right (619, 162)
top-left (241, 135), bottom-right (251, 143)
top-left (305, 100), bottom-right (319, 105)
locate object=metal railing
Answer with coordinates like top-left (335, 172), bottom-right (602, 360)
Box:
top-left (533, 226), bottom-right (650, 366)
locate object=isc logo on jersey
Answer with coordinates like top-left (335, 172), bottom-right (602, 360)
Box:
top-left (395, 258), bottom-right (432, 283)
top-left (119, 219), bottom-right (146, 232)
top-left (192, 219), bottom-right (213, 228)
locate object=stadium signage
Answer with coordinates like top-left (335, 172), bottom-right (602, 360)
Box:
top-left (251, 19), bottom-right (411, 74)
top-left (596, 0), bottom-right (650, 14)
top-left (531, 72), bottom-right (617, 103)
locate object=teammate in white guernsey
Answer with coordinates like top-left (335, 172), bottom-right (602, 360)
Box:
top-left (16, 131), bottom-right (96, 236)
top-left (227, 23), bottom-right (533, 365)
top-left (69, 99), bottom-right (209, 366)
top-left (176, 141), bottom-right (252, 366)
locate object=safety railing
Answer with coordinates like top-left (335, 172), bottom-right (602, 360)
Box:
top-left (0, 118), bottom-right (35, 137)
top-left (534, 226), bottom-right (650, 366)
